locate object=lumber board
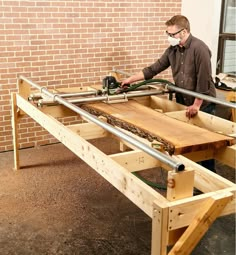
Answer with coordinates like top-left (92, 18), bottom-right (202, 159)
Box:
top-left (11, 93), bottom-right (20, 170)
top-left (68, 122), bottom-right (109, 140)
top-left (81, 100), bottom-right (235, 155)
top-left (110, 150), bottom-right (163, 172)
top-left (175, 155), bottom-right (235, 192)
top-left (167, 187), bottom-right (236, 230)
top-left (150, 96), bottom-right (236, 135)
top-left (214, 144), bottom-right (236, 168)
top-left (40, 105), bottom-right (77, 118)
top-left (166, 110), bottom-right (236, 135)
top-left (152, 201), bottom-right (169, 255)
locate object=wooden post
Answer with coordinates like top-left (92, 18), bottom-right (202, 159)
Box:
top-left (166, 169), bottom-right (194, 246)
top-left (11, 93), bottom-right (20, 170)
top-left (226, 91), bottom-right (236, 122)
top-left (151, 202), bottom-right (169, 255)
top-left (167, 169), bottom-right (194, 201)
top-left (119, 141), bottom-right (130, 152)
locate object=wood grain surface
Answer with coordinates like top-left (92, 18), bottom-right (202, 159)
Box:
top-left (81, 100), bottom-right (235, 154)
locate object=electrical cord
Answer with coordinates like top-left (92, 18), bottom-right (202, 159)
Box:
top-left (132, 171), bottom-right (167, 190)
top-left (118, 78), bottom-right (174, 94)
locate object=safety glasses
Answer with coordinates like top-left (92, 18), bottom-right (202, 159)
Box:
top-left (166, 28), bottom-right (184, 37)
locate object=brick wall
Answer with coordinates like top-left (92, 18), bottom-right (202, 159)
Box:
top-left (0, 0), bottom-right (181, 152)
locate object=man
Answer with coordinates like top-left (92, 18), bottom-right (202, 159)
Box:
top-left (121, 15), bottom-right (216, 171)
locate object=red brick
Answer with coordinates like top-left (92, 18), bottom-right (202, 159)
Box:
top-left (0, 0), bottom-right (181, 152)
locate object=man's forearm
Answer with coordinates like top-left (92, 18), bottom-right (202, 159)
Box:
top-left (193, 98), bottom-right (203, 109)
top-left (124, 71), bottom-right (145, 84)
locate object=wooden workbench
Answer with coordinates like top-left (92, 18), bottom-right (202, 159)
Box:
top-left (12, 76), bottom-right (236, 255)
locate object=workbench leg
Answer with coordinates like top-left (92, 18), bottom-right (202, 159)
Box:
top-left (119, 142), bottom-right (130, 152)
top-left (168, 192), bottom-right (233, 255)
top-left (11, 93), bottom-right (20, 170)
top-left (151, 202), bottom-right (169, 255)
top-left (166, 169), bottom-right (194, 246)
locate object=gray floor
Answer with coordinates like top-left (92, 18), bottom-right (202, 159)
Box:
top-left (0, 141), bottom-right (235, 255)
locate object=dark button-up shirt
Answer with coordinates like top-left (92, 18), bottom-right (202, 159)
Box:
top-left (142, 34), bottom-right (216, 109)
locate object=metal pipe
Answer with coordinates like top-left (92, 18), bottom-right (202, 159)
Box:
top-left (68, 90), bottom-right (164, 104)
top-left (112, 68), bottom-right (132, 77)
top-left (57, 91), bottom-right (98, 98)
top-left (37, 90), bottom-right (164, 106)
top-left (166, 84), bottom-right (236, 109)
top-left (29, 90), bottom-right (98, 102)
top-left (18, 75), bottom-right (185, 171)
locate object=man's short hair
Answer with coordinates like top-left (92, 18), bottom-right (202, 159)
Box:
top-left (165, 15), bottom-right (190, 32)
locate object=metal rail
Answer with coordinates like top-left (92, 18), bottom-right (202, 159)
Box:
top-left (29, 91), bottom-right (98, 101)
top-left (18, 75), bottom-right (185, 172)
top-left (167, 84), bottom-right (236, 109)
top-left (112, 68), bottom-right (132, 77)
top-left (38, 90), bottom-right (164, 106)
top-left (54, 91), bottom-right (98, 98)
top-left (113, 69), bottom-right (236, 109)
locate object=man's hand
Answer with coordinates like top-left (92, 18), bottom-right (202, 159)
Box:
top-left (186, 98), bottom-right (203, 119)
top-left (121, 78), bottom-right (132, 87)
top-left (186, 105), bottom-right (199, 119)
top-left (121, 71), bottom-right (145, 87)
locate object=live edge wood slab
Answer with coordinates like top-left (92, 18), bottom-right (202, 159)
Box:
top-left (81, 100), bottom-right (235, 155)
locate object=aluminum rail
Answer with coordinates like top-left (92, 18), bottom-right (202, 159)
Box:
top-left (18, 75), bottom-right (184, 171)
top-left (31, 84), bottom-right (152, 103)
top-left (36, 84), bottom-right (235, 109)
top-left (50, 90), bottom-right (163, 105)
top-left (112, 68), bottom-right (132, 77)
top-left (69, 90), bottom-right (164, 104)
top-left (29, 91), bottom-right (98, 101)
top-left (166, 84), bottom-right (236, 109)
top-left (113, 69), bottom-right (236, 109)
top-left (55, 91), bottom-right (98, 98)
top-left (37, 90), bottom-right (164, 106)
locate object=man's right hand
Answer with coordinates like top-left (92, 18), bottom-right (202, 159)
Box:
top-left (121, 78), bottom-right (132, 87)
top-left (121, 71), bottom-right (145, 87)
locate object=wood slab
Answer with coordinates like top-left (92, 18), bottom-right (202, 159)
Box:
top-left (81, 100), bottom-right (235, 155)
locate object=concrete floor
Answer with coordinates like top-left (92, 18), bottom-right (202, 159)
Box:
top-left (0, 140), bottom-right (235, 255)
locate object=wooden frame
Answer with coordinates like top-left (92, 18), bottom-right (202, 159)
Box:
top-left (11, 78), bottom-right (236, 255)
